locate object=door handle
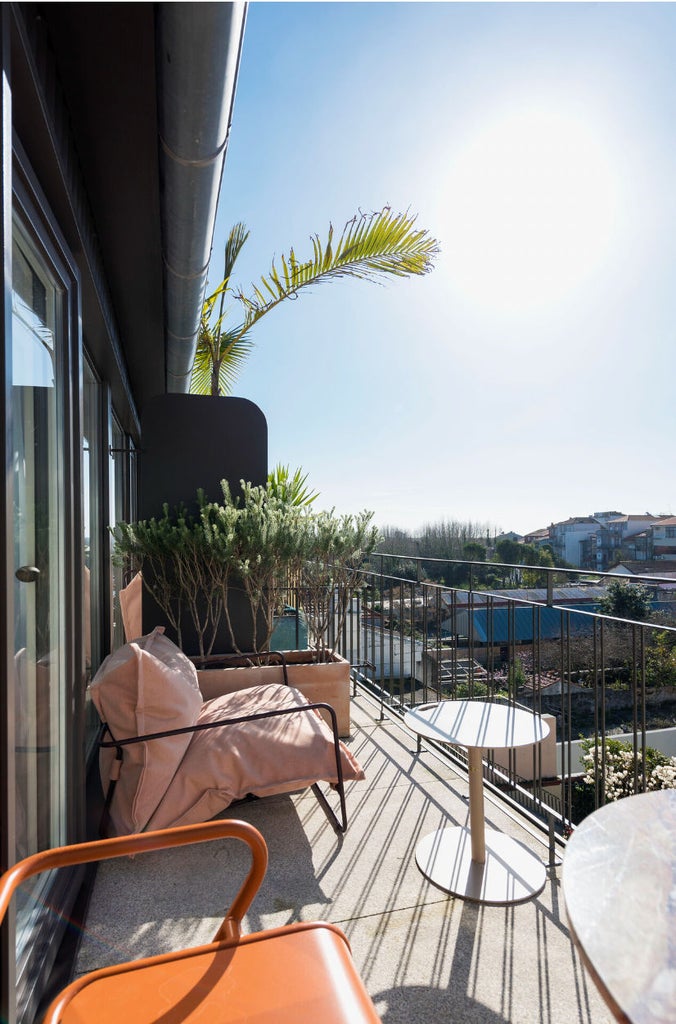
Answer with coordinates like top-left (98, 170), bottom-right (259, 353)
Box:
top-left (15, 565), bottom-right (40, 583)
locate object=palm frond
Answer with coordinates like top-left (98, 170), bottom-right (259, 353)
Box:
top-left (202, 222), bottom-right (251, 334)
top-left (267, 464), bottom-right (319, 506)
top-left (190, 328), bottom-right (254, 395)
top-left (191, 207), bottom-right (439, 395)
top-left (192, 223), bottom-right (252, 395)
top-left (223, 223), bottom-right (250, 282)
top-left (235, 207), bottom-right (439, 330)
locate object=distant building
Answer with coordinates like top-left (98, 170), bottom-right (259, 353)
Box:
top-left (609, 560), bottom-right (676, 594)
top-left (587, 514), bottom-right (666, 570)
top-left (495, 530), bottom-right (523, 544)
top-left (547, 512), bottom-right (667, 570)
top-left (548, 516), bottom-right (602, 567)
top-left (501, 511), bottom-right (676, 572)
top-left (648, 516), bottom-right (676, 559)
top-left (522, 527), bottom-right (550, 548)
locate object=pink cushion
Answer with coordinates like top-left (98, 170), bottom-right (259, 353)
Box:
top-left (89, 629), bottom-right (203, 834)
top-left (146, 682), bottom-right (365, 830)
top-left (119, 571), bottom-right (143, 642)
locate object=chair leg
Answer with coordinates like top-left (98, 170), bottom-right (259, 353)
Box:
top-left (311, 780), bottom-right (347, 835)
top-left (308, 697), bottom-right (348, 834)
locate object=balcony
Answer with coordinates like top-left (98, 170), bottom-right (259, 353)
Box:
top-left (70, 557), bottom-right (676, 1022)
top-left (74, 692), bottom-right (609, 1023)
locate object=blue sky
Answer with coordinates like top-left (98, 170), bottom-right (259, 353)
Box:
top-left (212, 1), bottom-right (676, 536)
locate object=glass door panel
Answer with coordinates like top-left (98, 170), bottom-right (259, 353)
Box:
top-left (11, 225), bottom-right (66, 893)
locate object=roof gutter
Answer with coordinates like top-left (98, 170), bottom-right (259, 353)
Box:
top-left (155, 2), bottom-right (247, 393)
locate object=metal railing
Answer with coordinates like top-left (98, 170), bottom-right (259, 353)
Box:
top-left (316, 554), bottom-right (676, 852)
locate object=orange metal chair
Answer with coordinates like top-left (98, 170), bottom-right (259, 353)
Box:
top-left (0, 819), bottom-right (381, 1023)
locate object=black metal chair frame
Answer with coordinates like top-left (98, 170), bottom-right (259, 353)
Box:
top-left (97, 651), bottom-right (348, 838)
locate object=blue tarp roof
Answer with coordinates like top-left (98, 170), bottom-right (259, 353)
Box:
top-left (444, 602), bottom-right (674, 644)
top-left (448, 605), bottom-right (600, 644)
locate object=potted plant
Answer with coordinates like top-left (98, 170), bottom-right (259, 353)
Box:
top-left (112, 479), bottom-right (380, 735)
top-left (112, 491), bottom-right (238, 660)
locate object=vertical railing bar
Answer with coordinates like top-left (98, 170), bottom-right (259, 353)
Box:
top-left (383, 575), bottom-right (390, 706)
top-left (600, 618), bottom-right (607, 807)
top-left (398, 580), bottom-right (404, 708)
top-left (558, 611), bottom-right (568, 822)
top-left (421, 582), bottom-right (427, 704)
top-left (632, 623), bottom-right (640, 794)
top-left (509, 601), bottom-right (515, 704)
top-left (351, 587), bottom-right (359, 696)
top-left (377, 559), bottom-right (384, 721)
top-left (565, 610), bottom-right (572, 824)
top-left (640, 625), bottom-right (647, 792)
top-left (437, 585), bottom-right (443, 702)
top-left (486, 591), bottom-right (494, 699)
top-left (592, 618), bottom-right (600, 810)
top-left (407, 580), bottom-right (412, 705)
top-left (534, 604), bottom-right (542, 802)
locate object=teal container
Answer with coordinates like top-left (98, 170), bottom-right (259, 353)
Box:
top-left (270, 607), bottom-right (308, 651)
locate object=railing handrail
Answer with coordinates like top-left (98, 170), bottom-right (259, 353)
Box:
top-left (372, 550), bottom-right (676, 587)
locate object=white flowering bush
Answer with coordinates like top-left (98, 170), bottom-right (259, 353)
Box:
top-left (651, 761), bottom-right (676, 789)
top-left (581, 738), bottom-right (676, 802)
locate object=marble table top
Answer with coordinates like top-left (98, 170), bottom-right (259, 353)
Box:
top-left (562, 789), bottom-right (676, 1023)
top-left (404, 699), bottom-right (550, 751)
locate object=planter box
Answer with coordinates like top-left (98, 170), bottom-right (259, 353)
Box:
top-left (196, 651), bottom-right (352, 737)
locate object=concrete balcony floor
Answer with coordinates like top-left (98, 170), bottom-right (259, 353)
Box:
top-left (75, 693), bottom-right (612, 1023)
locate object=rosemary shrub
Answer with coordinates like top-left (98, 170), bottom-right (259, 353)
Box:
top-left (112, 481), bottom-right (380, 659)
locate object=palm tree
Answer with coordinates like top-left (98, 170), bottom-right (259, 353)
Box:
top-left (191, 206), bottom-right (439, 396)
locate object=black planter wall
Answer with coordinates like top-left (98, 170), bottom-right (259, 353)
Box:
top-left (139, 394), bottom-right (267, 515)
top-left (138, 394), bottom-right (268, 655)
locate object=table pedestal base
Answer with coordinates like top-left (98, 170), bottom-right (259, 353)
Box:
top-left (416, 826), bottom-right (547, 905)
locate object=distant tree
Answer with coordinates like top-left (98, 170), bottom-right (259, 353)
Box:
top-left (461, 541), bottom-right (488, 586)
top-left (373, 526), bottom-right (419, 578)
top-left (520, 544), bottom-right (555, 588)
top-left (377, 526), bottom-right (417, 557)
top-left (375, 519), bottom-right (497, 585)
top-left (495, 538), bottom-right (523, 565)
top-left (646, 629), bottom-right (676, 688)
top-left (415, 519), bottom-right (492, 581)
top-left (492, 538), bottom-right (553, 587)
top-left (598, 580), bottom-right (652, 622)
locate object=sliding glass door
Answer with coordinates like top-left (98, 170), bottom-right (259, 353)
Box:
top-left (11, 220), bottom-right (67, 937)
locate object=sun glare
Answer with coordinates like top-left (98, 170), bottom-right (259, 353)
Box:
top-left (442, 107), bottom-right (620, 313)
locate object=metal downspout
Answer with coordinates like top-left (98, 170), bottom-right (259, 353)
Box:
top-left (156, 2), bottom-right (247, 393)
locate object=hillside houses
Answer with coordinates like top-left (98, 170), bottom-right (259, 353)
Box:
top-left (529, 511), bottom-right (675, 570)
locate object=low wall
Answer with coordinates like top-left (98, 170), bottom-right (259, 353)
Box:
top-left (556, 725), bottom-right (676, 775)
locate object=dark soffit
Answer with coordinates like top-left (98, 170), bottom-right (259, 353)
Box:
top-left (15, 3), bottom-right (166, 428)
